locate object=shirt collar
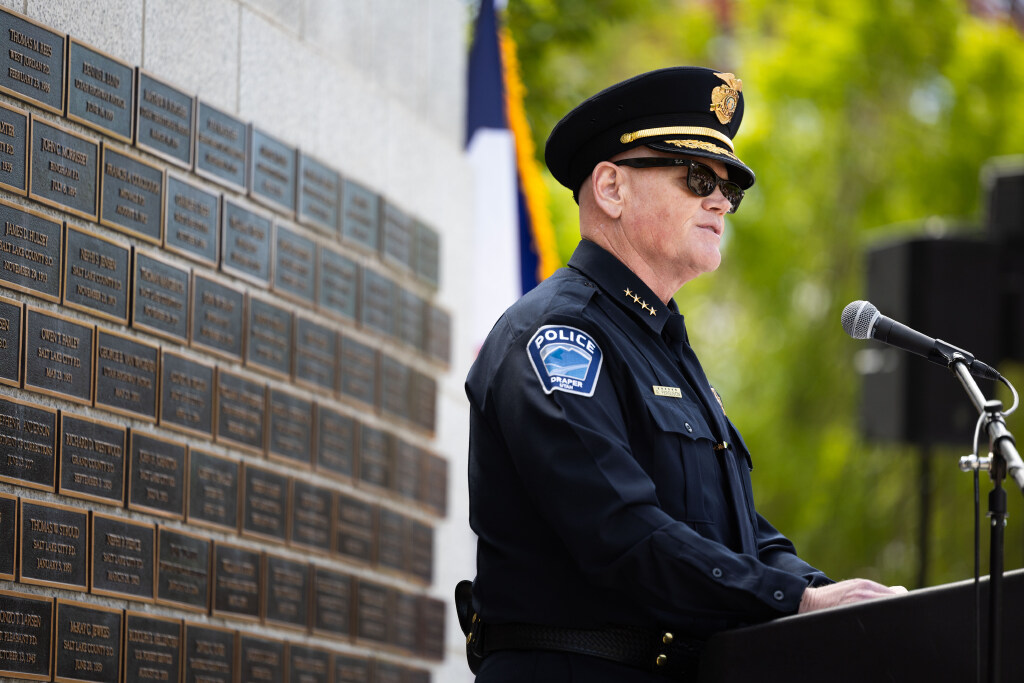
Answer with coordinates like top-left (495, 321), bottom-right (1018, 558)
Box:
top-left (567, 239), bottom-right (673, 335)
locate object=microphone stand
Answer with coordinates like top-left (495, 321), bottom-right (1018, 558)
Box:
top-left (949, 354), bottom-right (1024, 683)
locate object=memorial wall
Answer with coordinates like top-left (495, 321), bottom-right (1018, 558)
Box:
top-left (0, 4), bottom-right (465, 681)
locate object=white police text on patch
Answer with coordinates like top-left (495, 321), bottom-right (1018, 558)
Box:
top-left (532, 328), bottom-right (596, 354)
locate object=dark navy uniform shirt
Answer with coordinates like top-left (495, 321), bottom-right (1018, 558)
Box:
top-left (466, 240), bottom-right (831, 677)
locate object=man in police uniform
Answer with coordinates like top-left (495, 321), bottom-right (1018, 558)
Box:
top-left (462, 67), bottom-right (905, 681)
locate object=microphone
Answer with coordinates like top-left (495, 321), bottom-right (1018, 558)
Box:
top-left (841, 300), bottom-right (1001, 381)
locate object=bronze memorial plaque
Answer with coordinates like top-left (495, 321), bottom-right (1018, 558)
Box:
top-left (0, 295), bottom-right (22, 386)
top-left (312, 566), bottom-right (352, 639)
top-left (289, 479), bottom-right (332, 553)
top-left (377, 507), bottom-right (407, 575)
top-left (19, 498), bottom-right (88, 591)
top-left (128, 431), bottom-right (186, 520)
top-left (0, 101), bottom-right (29, 195)
top-left (159, 350), bottom-right (215, 437)
top-left (380, 354), bottom-right (411, 423)
top-left (360, 267), bottom-right (395, 337)
top-left (0, 588), bottom-right (54, 681)
top-left (241, 463), bottom-right (289, 544)
top-left (0, 491), bottom-right (17, 579)
top-left (288, 645), bottom-right (331, 683)
top-left (315, 403), bottom-right (356, 479)
top-left (359, 425), bottom-right (391, 491)
top-left (29, 118), bottom-right (99, 221)
top-left (164, 173), bottom-right (220, 267)
top-left (297, 152), bottom-right (339, 234)
top-left (195, 100), bottom-right (248, 192)
top-left (58, 413), bottom-right (127, 506)
top-left (335, 654), bottom-right (372, 683)
top-left (397, 287), bottom-right (425, 351)
top-left (316, 245), bottom-right (358, 322)
top-left (23, 306), bottom-right (94, 405)
top-left (422, 451), bottom-right (448, 517)
top-left (410, 369), bottom-right (437, 432)
top-left (238, 633), bottom-right (285, 682)
top-left (221, 197), bottom-right (272, 286)
top-left (409, 520), bottom-right (434, 584)
top-left (419, 596), bottom-right (446, 660)
top-left (94, 328), bottom-right (159, 421)
top-left (415, 220), bottom-right (440, 288)
top-left (294, 314), bottom-right (337, 393)
top-left (215, 369), bottom-right (266, 454)
top-left (156, 527), bottom-right (210, 612)
top-left (341, 178), bottom-right (380, 252)
top-left (132, 250), bottom-right (190, 342)
top-left (375, 661), bottom-right (403, 683)
top-left (262, 553), bottom-right (309, 631)
top-left (339, 335), bottom-right (377, 407)
top-left (66, 38), bottom-right (135, 142)
top-left (426, 303), bottom-right (452, 365)
top-left (335, 493), bottom-right (376, 565)
top-left (54, 599), bottom-right (122, 683)
top-left (272, 222), bottom-right (316, 303)
top-left (382, 201), bottom-right (414, 273)
top-left (191, 272), bottom-right (244, 361)
top-left (0, 394), bottom-right (57, 490)
top-left (187, 449), bottom-right (240, 532)
top-left (0, 7), bottom-right (65, 113)
top-left (62, 223), bottom-right (131, 324)
top-left (355, 579), bottom-right (390, 645)
top-left (89, 512), bottom-right (155, 601)
top-left (249, 126), bottom-right (296, 215)
top-left (245, 293), bottom-right (292, 379)
top-left (123, 612), bottom-right (182, 683)
top-left (267, 387), bottom-right (313, 467)
top-left (136, 71), bottom-right (194, 168)
top-left (393, 591), bottom-right (419, 654)
top-left (182, 623), bottom-right (234, 683)
top-left (0, 197), bottom-right (64, 302)
top-left (212, 542), bottom-right (262, 621)
top-left (393, 438), bottom-right (421, 503)
top-left (99, 145), bottom-right (164, 244)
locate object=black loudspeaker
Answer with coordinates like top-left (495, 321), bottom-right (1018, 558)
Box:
top-left (983, 162), bottom-right (1024, 362)
top-left (859, 236), bottom-right (1000, 446)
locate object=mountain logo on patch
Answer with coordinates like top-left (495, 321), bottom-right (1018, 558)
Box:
top-left (527, 325), bottom-right (603, 397)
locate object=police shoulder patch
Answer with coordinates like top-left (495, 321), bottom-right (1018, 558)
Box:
top-left (526, 325), bottom-right (603, 397)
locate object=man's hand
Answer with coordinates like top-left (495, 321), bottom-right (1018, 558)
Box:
top-left (798, 579), bottom-right (908, 614)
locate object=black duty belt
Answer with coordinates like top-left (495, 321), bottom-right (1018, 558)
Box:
top-left (471, 619), bottom-right (702, 679)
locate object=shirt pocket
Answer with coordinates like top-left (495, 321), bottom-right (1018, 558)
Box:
top-left (642, 394), bottom-right (719, 525)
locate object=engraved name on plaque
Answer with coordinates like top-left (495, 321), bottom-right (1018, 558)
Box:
top-left (410, 369), bottom-right (437, 432)
top-left (62, 224), bottom-right (130, 324)
top-left (94, 328), bottom-right (159, 421)
top-left (123, 612), bottom-right (181, 683)
top-left (393, 591), bottom-right (419, 654)
top-left (409, 520), bottom-right (434, 584)
top-left (0, 7), bottom-right (65, 113)
top-left (267, 387), bottom-right (312, 467)
top-left (54, 599), bottom-right (122, 683)
top-left (245, 293), bottom-right (292, 379)
top-left (128, 431), bottom-right (186, 520)
top-left (335, 654), bottom-right (372, 683)
top-left (57, 413), bottom-right (126, 506)
top-left (312, 566), bottom-right (352, 639)
top-left (289, 645), bottom-right (331, 683)
top-left (427, 303), bottom-right (452, 365)
top-left (23, 307), bottom-right (94, 405)
top-left (341, 178), bottom-right (379, 252)
top-left (0, 295), bottom-right (21, 386)
top-left (381, 201), bottom-right (414, 273)
top-left (186, 449), bottom-right (239, 533)
top-left (159, 351), bottom-right (214, 437)
top-left (419, 596), bottom-right (447, 660)
top-left (136, 71), bottom-right (194, 168)
top-left (397, 287), bottom-right (425, 351)
top-left (191, 272), bottom-right (244, 361)
top-left (215, 369), bottom-right (265, 454)
top-left (0, 197), bottom-right (63, 302)
top-left (262, 553), bottom-right (309, 631)
top-left (0, 492), bottom-right (16, 579)
top-left (360, 267), bottom-right (395, 337)
top-left (272, 222), bottom-right (316, 303)
top-left (132, 250), bottom-right (190, 342)
top-left (315, 403), bottom-right (356, 480)
top-left (99, 145), bottom-right (164, 244)
top-left (422, 451), bottom-right (449, 517)
top-left (335, 493), bottom-right (375, 565)
top-left (415, 220), bottom-right (441, 288)
top-left (380, 354), bottom-right (411, 423)
top-left (66, 38), bottom-right (135, 142)
top-left (297, 152), bottom-right (339, 234)
top-left (182, 623), bottom-right (234, 683)
top-left (0, 394), bottom-right (56, 491)
top-left (289, 479), bottom-right (332, 554)
top-left (221, 197), bottom-right (272, 286)
top-left (359, 425), bottom-right (391, 491)
top-left (238, 634), bottom-right (285, 683)
top-left (0, 589), bottom-right (54, 680)
top-left (294, 314), bottom-right (337, 393)
top-left (249, 126), bottom-right (296, 215)
top-left (156, 527), bottom-right (210, 613)
top-left (0, 101), bottom-right (28, 195)
top-left (393, 438), bottom-right (421, 503)
top-left (377, 508), bottom-right (407, 575)
top-left (212, 542), bottom-right (261, 621)
top-left (19, 498), bottom-right (88, 591)
top-left (241, 464), bottom-right (289, 544)
top-left (90, 512), bottom-right (155, 601)
top-left (339, 335), bottom-right (377, 407)
top-left (355, 580), bottom-right (390, 645)
top-left (164, 173), bottom-right (219, 266)
top-left (29, 117), bottom-right (98, 221)
top-left (316, 245), bottom-right (358, 322)
top-left (195, 100), bottom-right (247, 192)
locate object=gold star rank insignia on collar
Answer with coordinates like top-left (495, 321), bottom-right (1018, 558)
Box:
top-left (624, 286), bottom-right (658, 316)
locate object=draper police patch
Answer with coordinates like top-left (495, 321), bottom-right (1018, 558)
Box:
top-left (527, 325), bottom-right (603, 397)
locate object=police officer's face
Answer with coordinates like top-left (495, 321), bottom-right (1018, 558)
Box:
top-left (617, 150), bottom-right (732, 286)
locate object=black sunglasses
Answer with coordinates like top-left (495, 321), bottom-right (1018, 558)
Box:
top-left (612, 157), bottom-right (744, 213)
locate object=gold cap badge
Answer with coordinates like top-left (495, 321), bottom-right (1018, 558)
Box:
top-left (710, 72), bottom-right (742, 125)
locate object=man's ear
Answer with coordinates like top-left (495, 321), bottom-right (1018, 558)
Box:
top-left (590, 161), bottom-right (624, 219)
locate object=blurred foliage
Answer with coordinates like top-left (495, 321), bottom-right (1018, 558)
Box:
top-left (503, 0), bottom-right (1024, 587)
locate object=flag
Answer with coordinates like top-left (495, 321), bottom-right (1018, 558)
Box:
top-left (466, 0), bottom-right (559, 347)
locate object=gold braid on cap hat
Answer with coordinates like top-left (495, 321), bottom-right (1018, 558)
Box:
top-left (618, 126), bottom-right (734, 151)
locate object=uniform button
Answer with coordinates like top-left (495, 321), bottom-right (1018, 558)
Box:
top-left (712, 568), bottom-right (723, 578)
top-left (684, 423), bottom-right (693, 432)
top-left (773, 590), bottom-right (785, 601)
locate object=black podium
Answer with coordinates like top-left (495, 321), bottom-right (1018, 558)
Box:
top-left (699, 569), bottom-right (1024, 682)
